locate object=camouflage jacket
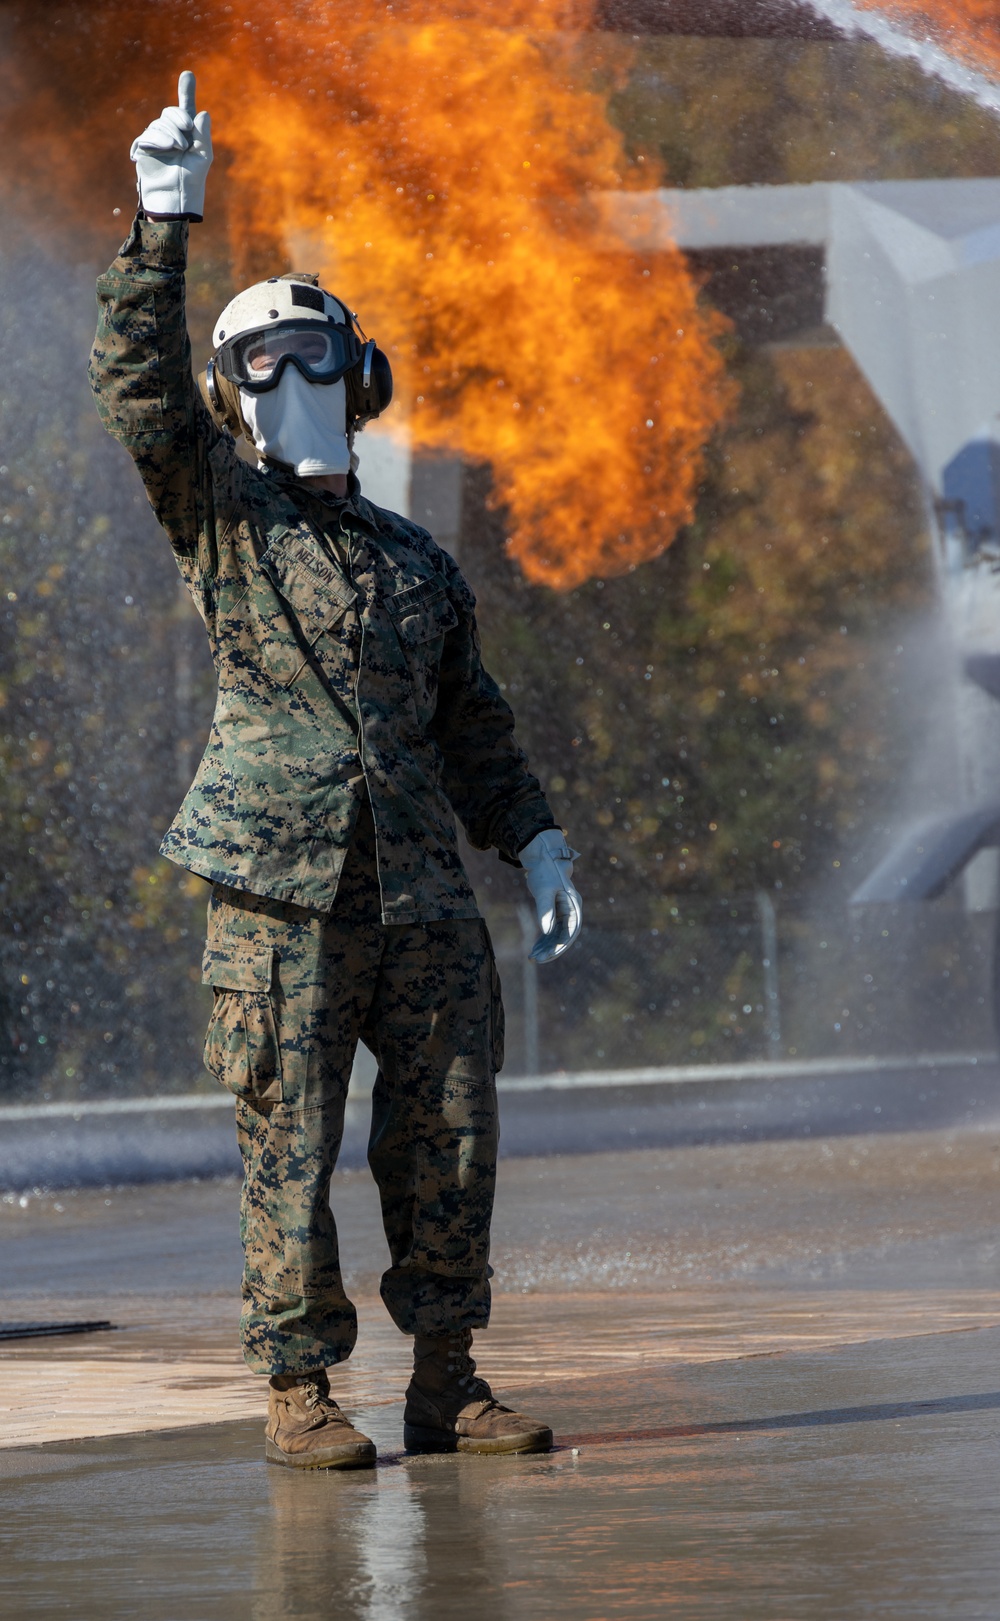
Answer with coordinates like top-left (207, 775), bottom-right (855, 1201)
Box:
top-left (88, 215), bottom-right (554, 922)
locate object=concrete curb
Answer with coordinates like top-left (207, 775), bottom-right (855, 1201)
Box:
top-left (2, 1050), bottom-right (990, 1121)
top-left (2, 1054), bottom-right (998, 1192)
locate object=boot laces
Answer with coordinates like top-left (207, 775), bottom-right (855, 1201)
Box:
top-left (445, 1334), bottom-right (494, 1404)
top-left (455, 1365), bottom-right (489, 1397)
top-left (297, 1375), bottom-right (334, 1413)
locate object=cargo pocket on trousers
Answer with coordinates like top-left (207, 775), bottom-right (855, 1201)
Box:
top-left (202, 940), bottom-right (283, 1106)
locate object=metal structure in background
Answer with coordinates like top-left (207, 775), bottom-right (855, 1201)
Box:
top-left (516, 906), bottom-right (540, 1078)
top-left (827, 185), bottom-right (1000, 1036)
top-left (756, 891), bottom-right (783, 1063)
top-left (602, 177), bottom-right (1000, 1045)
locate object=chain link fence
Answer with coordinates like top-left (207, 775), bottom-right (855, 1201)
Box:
top-left (486, 894), bottom-right (998, 1076)
top-left (1, 890), bottom-right (996, 1101)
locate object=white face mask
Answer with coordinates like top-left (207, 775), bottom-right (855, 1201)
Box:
top-left (240, 369), bottom-right (351, 477)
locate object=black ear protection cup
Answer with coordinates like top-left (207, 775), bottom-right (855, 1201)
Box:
top-left (199, 358), bottom-right (246, 436)
top-left (345, 338), bottom-right (394, 425)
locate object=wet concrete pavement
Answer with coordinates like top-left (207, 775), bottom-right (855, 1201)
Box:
top-left (5, 1324), bottom-right (1000, 1621)
top-left (3, 1126), bottom-right (1000, 1616)
top-left (6, 1121), bottom-right (1000, 1301)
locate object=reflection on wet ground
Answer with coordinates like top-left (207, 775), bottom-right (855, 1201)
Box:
top-left (3, 1128), bottom-right (1000, 1616)
top-left (3, 1327), bottom-right (1000, 1620)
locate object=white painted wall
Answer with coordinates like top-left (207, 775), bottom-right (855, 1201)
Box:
top-left (353, 420), bottom-right (412, 517)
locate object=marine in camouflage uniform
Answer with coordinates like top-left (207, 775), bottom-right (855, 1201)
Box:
top-left (88, 214), bottom-right (557, 1388)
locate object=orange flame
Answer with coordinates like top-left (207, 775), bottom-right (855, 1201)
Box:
top-left (3, 1), bottom-right (733, 590)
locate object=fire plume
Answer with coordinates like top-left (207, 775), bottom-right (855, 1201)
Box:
top-left (4, 1), bottom-right (733, 590)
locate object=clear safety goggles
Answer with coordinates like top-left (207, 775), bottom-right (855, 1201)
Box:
top-left (216, 320), bottom-right (362, 392)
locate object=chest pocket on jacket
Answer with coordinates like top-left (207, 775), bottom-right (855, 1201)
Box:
top-left (387, 575), bottom-right (458, 649)
top-left (227, 533), bottom-right (357, 688)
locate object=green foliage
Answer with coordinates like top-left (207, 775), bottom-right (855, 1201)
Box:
top-left (599, 36), bottom-right (1000, 187)
top-left (0, 242), bottom-right (218, 1100)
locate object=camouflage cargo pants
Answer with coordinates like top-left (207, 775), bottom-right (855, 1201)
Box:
top-left (201, 801), bottom-right (503, 1375)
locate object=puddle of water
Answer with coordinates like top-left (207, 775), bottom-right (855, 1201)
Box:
top-left (2, 1330), bottom-right (999, 1621)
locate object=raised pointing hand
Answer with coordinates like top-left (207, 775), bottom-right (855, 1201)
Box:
top-left (131, 71), bottom-right (213, 222)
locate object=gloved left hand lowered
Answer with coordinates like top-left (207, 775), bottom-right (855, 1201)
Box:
top-left (519, 830), bottom-right (582, 964)
top-left (131, 70), bottom-right (213, 221)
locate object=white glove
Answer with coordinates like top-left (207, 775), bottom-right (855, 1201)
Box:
top-left (519, 830), bottom-right (582, 964)
top-left (131, 70), bottom-right (213, 221)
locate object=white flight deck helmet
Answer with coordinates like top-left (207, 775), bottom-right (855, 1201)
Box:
top-left (198, 272), bottom-right (393, 456)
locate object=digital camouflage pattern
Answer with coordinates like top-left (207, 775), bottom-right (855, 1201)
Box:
top-left (88, 213), bottom-right (555, 920)
top-left (204, 800), bottom-right (502, 1374)
top-left (87, 213), bottom-right (544, 1376)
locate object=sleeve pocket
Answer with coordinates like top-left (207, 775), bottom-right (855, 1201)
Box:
top-left (93, 282), bottom-right (165, 434)
top-left (388, 575), bottom-right (459, 648)
top-left (202, 940), bottom-right (283, 1106)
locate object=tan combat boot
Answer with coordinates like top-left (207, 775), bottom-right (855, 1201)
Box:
top-left (265, 1370), bottom-right (376, 1470)
top-left (403, 1328), bottom-right (553, 1455)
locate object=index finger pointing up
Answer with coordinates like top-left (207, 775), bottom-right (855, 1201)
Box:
top-left (178, 70), bottom-right (196, 118)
